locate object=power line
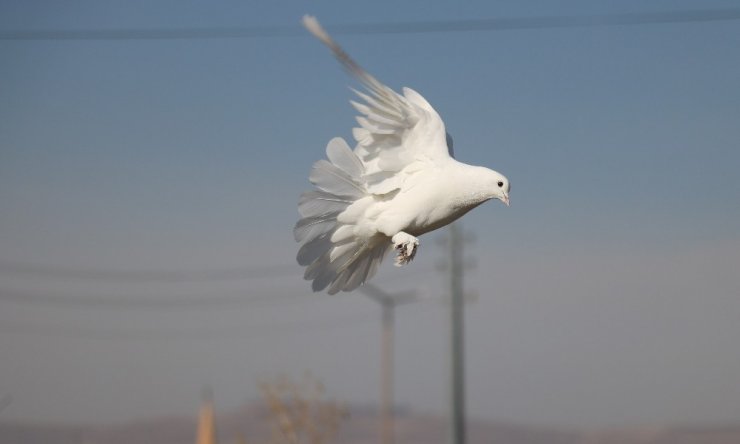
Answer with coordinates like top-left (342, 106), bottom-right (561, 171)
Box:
top-left (0, 274), bottom-right (434, 310)
top-left (0, 311), bottom-right (377, 341)
top-left (0, 260), bottom-right (299, 283)
top-left (0, 259), bottom-right (434, 284)
top-left (1, 9), bottom-right (739, 41)
top-left (332, 9), bottom-right (740, 34)
top-left (0, 287), bottom-right (309, 309)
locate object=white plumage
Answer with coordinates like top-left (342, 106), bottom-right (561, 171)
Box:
top-left (295, 16), bottom-right (511, 294)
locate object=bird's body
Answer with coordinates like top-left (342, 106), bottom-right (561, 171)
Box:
top-left (295, 16), bottom-right (510, 294)
top-left (364, 162), bottom-right (498, 237)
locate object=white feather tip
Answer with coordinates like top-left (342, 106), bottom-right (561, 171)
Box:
top-left (302, 15), bottom-right (334, 47)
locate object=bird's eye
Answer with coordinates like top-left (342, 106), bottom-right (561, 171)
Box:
top-left (497, 181), bottom-right (504, 188)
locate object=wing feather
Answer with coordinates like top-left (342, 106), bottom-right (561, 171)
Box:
top-left (325, 137), bottom-right (364, 179)
top-left (309, 159), bottom-right (365, 198)
top-left (302, 15), bottom-right (452, 194)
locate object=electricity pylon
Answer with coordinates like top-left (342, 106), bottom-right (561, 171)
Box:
top-left (360, 283), bottom-right (421, 444)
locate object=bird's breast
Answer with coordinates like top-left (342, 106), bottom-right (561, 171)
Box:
top-left (379, 178), bottom-right (483, 237)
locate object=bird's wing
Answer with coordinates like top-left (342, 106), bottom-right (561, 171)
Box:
top-left (303, 16), bottom-right (453, 195)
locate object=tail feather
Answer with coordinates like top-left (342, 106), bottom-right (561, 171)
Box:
top-left (326, 238), bottom-right (390, 294)
top-left (307, 233), bottom-right (389, 295)
top-left (298, 190), bottom-right (352, 218)
top-left (310, 239), bottom-right (367, 292)
top-left (295, 136), bottom-right (392, 293)
top-left (293, 211), bottom-right (341, 243)
top-left (337, 240), bottom-right (389, 293)
top-left (309, 159), bottom-right (364, 198)
top-left (296, 232), bottom-right (332, 266)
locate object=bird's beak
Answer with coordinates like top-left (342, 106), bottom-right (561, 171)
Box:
top-left (501, 192), bottom-right (510, 207)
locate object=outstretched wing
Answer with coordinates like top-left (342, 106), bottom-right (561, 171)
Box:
top-left (302, 15), bottom-right (453, 195)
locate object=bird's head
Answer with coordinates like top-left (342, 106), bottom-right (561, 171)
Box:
top-left (495, 175), bottom-right (510, 206)
top-left (467, 166), bottom-right (510, 207)
top-left (482, 168), bottom-right (510, 207)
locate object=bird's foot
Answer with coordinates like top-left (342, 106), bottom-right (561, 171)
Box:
top-left (392, 232), bottom-right (419, 267)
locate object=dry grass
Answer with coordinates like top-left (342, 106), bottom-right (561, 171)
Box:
top-left (257, 373), bottom-right (348, 444)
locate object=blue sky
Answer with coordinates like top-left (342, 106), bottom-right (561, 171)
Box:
top-left (1, 0), bottom-right (739, 428)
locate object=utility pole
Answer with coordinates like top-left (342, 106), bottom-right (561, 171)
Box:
top-left (448, 222), bottom-right (466, 444)
top-left (360, 284), bottom-right (420, 444)
top-left (0, 394), bottom-right (12, 415)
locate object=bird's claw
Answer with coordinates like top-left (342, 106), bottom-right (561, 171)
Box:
top-left (392, 233), bottom-right (419, 267)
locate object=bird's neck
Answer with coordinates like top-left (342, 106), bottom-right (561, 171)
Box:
top-left (450, 165), bottom-right (496, 210)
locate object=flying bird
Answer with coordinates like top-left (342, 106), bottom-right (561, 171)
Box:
top-left (295, 16), bottom-right (510, 294)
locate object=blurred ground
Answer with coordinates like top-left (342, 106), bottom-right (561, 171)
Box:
top-left (1, 404), bottom-right (739, 444)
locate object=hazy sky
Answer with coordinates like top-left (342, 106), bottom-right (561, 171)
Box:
top-left (1, 0), bottom-right (739, 428)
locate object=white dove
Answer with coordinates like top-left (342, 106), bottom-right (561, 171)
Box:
top-left (295, 16), bottom-right (510, 294)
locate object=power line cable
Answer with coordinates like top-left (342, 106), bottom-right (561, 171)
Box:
top-left (0, 266), bottom-right (435, 310)
top-left (0, 287), bottom-right (309, 309)
top-left (0, 260), bottom-right (434, 285)
top-left (1, 9), bottom-right (739, 41)
top-left (0, 311), bottom-right (377, 341)
top-left (0, 260), bottom-right (299, 283)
